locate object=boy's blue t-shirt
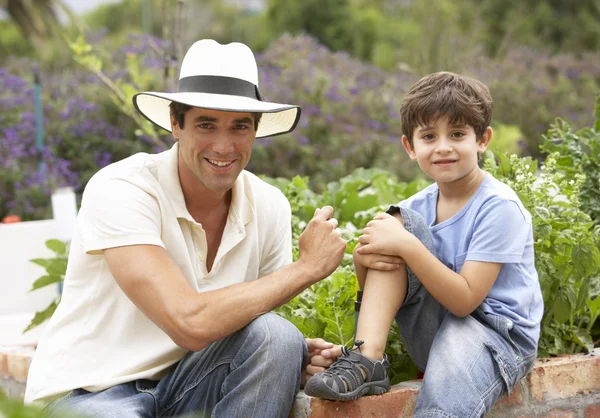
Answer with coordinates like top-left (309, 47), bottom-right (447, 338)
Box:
top-left (399, 172), bottom-right (543, 345)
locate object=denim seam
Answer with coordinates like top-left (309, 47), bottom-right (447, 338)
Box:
top-left (135, 383), bottom-right (159, 416)
top-left (159, 358), bottom-right (234, 415)
top-left (248, 317), bottom-right (270, 418)
top-left (466, 343), bottom-right (486, 376)
top-left (414, 407), bottom-right (459, 418)
top-left (475, 376), bottom-right (504, 417)
top-left (468, 399), bottom-right (488, 418)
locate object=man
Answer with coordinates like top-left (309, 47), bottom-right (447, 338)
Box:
top-left (25, 39), bottom-right (345, 417)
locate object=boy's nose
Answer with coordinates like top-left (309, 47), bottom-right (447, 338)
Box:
top-left (435, 140), bottom-right (454, 153)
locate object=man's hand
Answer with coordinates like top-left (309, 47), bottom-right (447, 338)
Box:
top-left (301, 338), bottom-right (344, 388)
top-left (353, 242), bottom-right (405, 271)
top-left (356, 212), bottom-right (416, 257)
top-left (298, 206), bottom-right (347, 282)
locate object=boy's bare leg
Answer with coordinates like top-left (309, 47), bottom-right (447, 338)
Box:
top-left (355, 267), bottom-right (407, 360)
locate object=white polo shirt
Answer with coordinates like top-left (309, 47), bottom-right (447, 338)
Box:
top-left (25, 143), bottom-right (292, 404)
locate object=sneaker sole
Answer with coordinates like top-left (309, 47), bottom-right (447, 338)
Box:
top-left (304, 377), bottom-right (391, 401)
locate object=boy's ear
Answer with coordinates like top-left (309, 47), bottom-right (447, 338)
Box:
top-left (478, 126), bottom-right (493, 153)
top-left (401, 135), bottom-right (417, 160)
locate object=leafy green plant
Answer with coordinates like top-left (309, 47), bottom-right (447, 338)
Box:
top-left (540, 95), bottom-right (600, 226)
top-left (23, 239), bottom-right (68, 333)
top-left (483, 151), bottom-right (600, 356)
top-left (272, 169), bottom-right (430, 384)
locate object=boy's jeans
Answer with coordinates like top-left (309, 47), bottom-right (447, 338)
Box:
top-left (389, 206), bottom-right (538, 418)
top-left (45, 313), bottom-right (307, 418)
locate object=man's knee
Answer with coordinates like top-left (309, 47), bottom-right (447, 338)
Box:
top-left (246, 313), bottom-right (307, 361)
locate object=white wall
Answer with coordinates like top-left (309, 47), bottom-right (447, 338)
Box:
top-left (0, 220), bottom-right (61, 345)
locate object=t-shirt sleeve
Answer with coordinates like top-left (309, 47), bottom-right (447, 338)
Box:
top-left (258, 196), bottom-right (293, 277)
top-left (80, 178), bottom-right (164, 255)
top-left (466, 198), bottom-right (531, 263)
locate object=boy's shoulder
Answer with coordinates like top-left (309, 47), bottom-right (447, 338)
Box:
top-left (472, 174), bottom-right (532, 223)
top-left (398, 182), bottom-right (438, 211)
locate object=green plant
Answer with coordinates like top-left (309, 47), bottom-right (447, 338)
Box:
top-left (540, 95), bottom-right (600, 226)
top-left (23, 239), bottom-right (68, 333)
top-left (483, 151), bottom-right (600, 356)
top-left (272, 169), bottom-right (430, 384)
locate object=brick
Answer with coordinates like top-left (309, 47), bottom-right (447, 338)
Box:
top-left (517, 410), bottom-right (575, 418)
top-left (546, 410), bottom-right (576, 418)
top-left (529, 351), bottom-right (600, 401)
top-left (301, 382), bottom-right (420, 418)
top-left (5, 352), bottom-right (33, 383)
top-left (586, 404), bottom-right (600, 418)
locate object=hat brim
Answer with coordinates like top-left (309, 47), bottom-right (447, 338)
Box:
top-left (133, 92), bottom-right (301, 138)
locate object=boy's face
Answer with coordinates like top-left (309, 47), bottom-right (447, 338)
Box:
top-left (401, 116), bottom-right (492, 185)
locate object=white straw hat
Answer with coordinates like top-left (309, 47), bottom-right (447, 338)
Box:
top-left (133, 39), bottom-right (301, 138)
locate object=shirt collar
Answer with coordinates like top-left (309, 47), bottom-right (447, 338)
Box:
top-left (157, 143), bottom-right (255, 227)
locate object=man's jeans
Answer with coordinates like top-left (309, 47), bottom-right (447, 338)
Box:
top-left (45, 313), bottom-right (307, 418)
top-left (388, 206), bottom-right (538, 418)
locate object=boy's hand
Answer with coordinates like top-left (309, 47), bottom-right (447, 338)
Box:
top-left (356, 212), bottom-right (416, 257)
top-left (301, 338), bottom-right (343, 388)
top-left (353, 242), bottom-right (405, 271)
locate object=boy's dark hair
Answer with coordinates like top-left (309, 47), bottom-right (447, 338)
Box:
top-left (400, 72), bottom-right (493, 146)
top-left (169, 102), bottom-right (262, 132)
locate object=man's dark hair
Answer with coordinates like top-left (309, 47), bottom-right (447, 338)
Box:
top-left (169, 102), bottom-right (262, 132)
top-left (400, 72), bottom-right (493, 146)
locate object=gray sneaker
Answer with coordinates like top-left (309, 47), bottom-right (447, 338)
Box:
top-left (304, 341), bottom-right (391, 401)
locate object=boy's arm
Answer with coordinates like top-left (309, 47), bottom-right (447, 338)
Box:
top-left (353, 242), bottom-right (405, 289)
top-left (394, 239), bottom-right (501, 316)
top-left (356, 198), bottom-right (530, 317)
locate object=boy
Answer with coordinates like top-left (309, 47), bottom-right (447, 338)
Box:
top-left (304, 72), bottom-right (543, 417)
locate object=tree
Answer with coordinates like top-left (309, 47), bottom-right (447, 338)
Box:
top-left (0, 0), bottom-right (65, 51)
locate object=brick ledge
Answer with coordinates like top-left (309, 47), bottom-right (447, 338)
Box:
top-left (2, 349), bottom-right (599, 417)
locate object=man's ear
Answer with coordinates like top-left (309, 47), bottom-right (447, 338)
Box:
top-left (477, 126), bottom-right (493, 153)
top-left (401, 135), bottom-right (417, 160)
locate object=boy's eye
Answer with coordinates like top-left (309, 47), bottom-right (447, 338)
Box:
top-left (422, 133), bottom-right (435, 140)
top-left (452, 131), bottom-right (465, 138)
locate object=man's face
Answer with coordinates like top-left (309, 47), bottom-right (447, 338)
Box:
top-left (402, 116), bottom-right (491, 184)
top-left (172, 107), bottom-right (256, 194)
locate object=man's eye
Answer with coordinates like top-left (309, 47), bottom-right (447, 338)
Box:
top-left (198, 123), bottom-right (212, 129)
top-left (235, 124), bottom-right (249, 130)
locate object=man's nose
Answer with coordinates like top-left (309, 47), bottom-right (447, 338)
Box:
top-left (211, 132), bottom-right (236, 154)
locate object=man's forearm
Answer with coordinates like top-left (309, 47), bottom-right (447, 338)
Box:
top-left (174, 260), bottom-right (321, 351)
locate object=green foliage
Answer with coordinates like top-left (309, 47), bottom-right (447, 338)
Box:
top-left (267, 0), bottom-right (364, 58)
top-left (0, 397), bottom-right (85, 418)
top-left (483, 151), bottom-right (600, 356)
top-left (68, 35), bottom-right (170, 151)
top-left (0, 398), bottom-right (45, 418)
top-left (489, 124), bottom-right (523, 156)
top-left (273, 169), bottom-right (430, 384)
top-left (23, 239), bottom-right (68, 333)
top-left (276, 114), bottom-right (600, 380)
top-left (0, 21), bottom-right (35, 62)
top-left (540, 95), bottom-right (600, 225)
